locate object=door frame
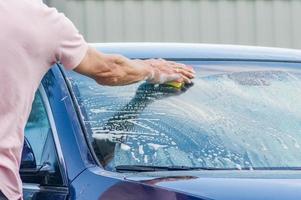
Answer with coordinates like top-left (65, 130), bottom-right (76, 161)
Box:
top-left (38, 84), bottom-right (68, 186)
top-left (22, 85), bottom-right (69, 199)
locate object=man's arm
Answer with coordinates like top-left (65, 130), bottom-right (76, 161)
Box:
top-left (74, 47), bottom-right (195, 86)
top-left (36, 2), bottom-right (194, 86)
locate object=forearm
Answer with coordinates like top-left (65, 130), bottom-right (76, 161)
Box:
top-left (75, 47), bottom-right (151, 86)
top-left (75, 47), bottom-right (195, 86)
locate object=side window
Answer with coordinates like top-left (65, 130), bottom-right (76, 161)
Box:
top-left (25, 92), bottom-right (50, 167)
top-left (22, 90), bottom-right (63, 186)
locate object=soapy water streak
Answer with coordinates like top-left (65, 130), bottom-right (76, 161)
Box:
top-left (70, 69), bottom-right (301, 170)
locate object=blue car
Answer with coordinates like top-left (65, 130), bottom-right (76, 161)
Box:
top-left (21, 43), bottom-right (301, 200)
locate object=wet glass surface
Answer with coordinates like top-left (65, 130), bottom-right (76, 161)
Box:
top-left (25, 91), bottom-right (50, 167)
top-left (66, 61), bottom-right (301, 171)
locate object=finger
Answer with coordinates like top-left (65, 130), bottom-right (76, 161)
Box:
top-left (165, 60), bottom-right (185, 67)
top-left (174, 68), bottom-right (195, 79)
top-left (186, 65), bottom-right (196, 73)
top-left (170, 63), bottom-right (195, 74)
top-left (160, 73), bottom-right (182, 83)
top-left (168, 62), bottom-right (186, 69)
top-left (180, 74), bottom-right (192, 84)
top-left (172, 74), bottom-right (191, 84)
top-left (182, 65), bottom-right (195, 74)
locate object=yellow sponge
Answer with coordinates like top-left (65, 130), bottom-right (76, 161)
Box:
top-left (164, 81), bottom-right (184, 89)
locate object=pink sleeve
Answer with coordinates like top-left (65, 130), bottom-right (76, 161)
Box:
top-left (40, 4), bottom-right (88, 70)
top-left (54, 16), bottom-right (89, 70)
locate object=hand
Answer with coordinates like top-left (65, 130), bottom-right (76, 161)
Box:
top-left (137, 59), bottom-right (195, 84)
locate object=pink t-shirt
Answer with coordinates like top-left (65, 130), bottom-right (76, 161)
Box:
top-left (0, 1), bottom-right (88, 199)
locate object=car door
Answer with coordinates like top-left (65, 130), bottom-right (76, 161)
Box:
top-left (20, 86), bottom-right (69, 200)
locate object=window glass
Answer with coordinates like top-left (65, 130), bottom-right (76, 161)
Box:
top-left (66, 61), bottom-right (301, 171)
top-left (25, 91), bottom-right (51, 167)
top-left (24, 90), bottom-right (63, 185)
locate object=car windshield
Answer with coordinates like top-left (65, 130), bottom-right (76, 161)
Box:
top-left (66, 61), bottom-right (301, 171)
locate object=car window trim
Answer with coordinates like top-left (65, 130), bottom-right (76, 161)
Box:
top-left (38, 85), bottom-right (68, 186)
top-left (23, 183), bottom-right (68, 197)
top-left (59, 65), bottom-right (103, 169)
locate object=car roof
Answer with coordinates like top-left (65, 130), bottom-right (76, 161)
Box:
top-left (91, 43), bottom-right (301, 62)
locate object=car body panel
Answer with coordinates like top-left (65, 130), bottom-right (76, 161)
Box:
top-left (126, 171), bottom-right (301, 200)
top-left (41, 66), bottom-right (95, 182)
top-left (71, 167), bottom-right (207, 200)
top-left (151, 177), bottom-right (301, 200)
top-left (71, 167), bottom-right (301, 200)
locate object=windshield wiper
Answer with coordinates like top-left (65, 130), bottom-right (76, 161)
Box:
top-left (115, 165), bottom-right (301, 172)
top-left (115, 165), bottom-right (225, 172)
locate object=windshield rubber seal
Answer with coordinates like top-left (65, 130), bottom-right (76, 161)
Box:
top-left (58, 64), bottom-right (103, 169)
